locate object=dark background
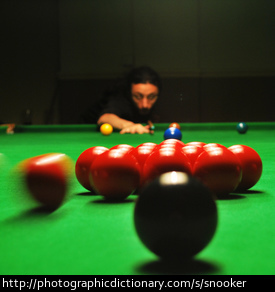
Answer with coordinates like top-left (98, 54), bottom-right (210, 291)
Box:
top-left (1, 0), bottom-right (274, 125)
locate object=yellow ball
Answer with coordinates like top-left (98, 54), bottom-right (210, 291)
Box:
top-left (100, 123), bottom-right (113, 135)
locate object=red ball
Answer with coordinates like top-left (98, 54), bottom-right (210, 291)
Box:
top-left (203, 143), bottom-right (227, 150)
top-left (158, 139), bottom-right (185, 150)
top-left (185, 141), bottom-right (206, 148)
top-left (181, 145), bottom-right (205, 173)
top-left (90, 149), bottom-right (141, 200)
top-left (135, 142), bottom-right (158, 150)
top-left (75, 146), bottom-right (109, 191)
top-left (110, 144), bottom-right (135, 153)
top-left (228, 145), bottom-right (262, 191)
top-left (131, 143), bottom-right (158, 169)
top-left (24, 153), bottom-right (73, 210)
top-left (193, 146), bottom-right (242, 196)
top-left (142, 145), bottom-right (192, 187)
top-left (131, 143), bottom-right (158, 191)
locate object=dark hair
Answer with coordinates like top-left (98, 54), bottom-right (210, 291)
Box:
top-left (126, 66), bottom-right (162, 94)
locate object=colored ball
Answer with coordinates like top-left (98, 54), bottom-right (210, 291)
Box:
top-left (110, 144), bottom-right (135, 153)
top-left (135, 142), bottom-right (158, 150)
top-left (90, 149), bottom-right (141, 200)
top-left (193, 146), bottom-right (242, 196)
top-left (185, 141), bottom-right (206, 148)
top-left (228, 145), bottom-right (262, 191)
top-left (164, 127), bottom-right (182, 141)
top-left (131, 143), bottom-right (158, 191)
top-left (181, 145), bottom-right (205, 172)
top-left (169, 122), bottom-right (181, 130)
top-left (203, 143), bottom-right (227, 150)
top-left (131, 143), bottom-right (158, 169)
top-left (75, 146), bottom-right (109, 191)
top-left (134, 171), bottom-right (218, 260)
top-left (100, 123), bottom-right (113, 135)
top-left (142, 144), bottom-right (192, 187)
top-left (158, 139), bottom-right (185, 149)
top-left (236, 122), bottom-right (248, 134)
top-left (24, 153), bottom-right (73, 210)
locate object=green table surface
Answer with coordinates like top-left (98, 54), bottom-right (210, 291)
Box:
top-left (0, 123), bottom-right (275, 275)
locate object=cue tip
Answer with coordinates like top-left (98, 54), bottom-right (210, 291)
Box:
top-left (148, 120), bottom-right (155, 134)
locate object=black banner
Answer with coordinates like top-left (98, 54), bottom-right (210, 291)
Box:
top-left (1, 275), bottom-right (273, 290)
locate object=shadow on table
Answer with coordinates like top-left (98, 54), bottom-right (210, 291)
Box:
top-left (77, 191), bottom-right (138, 204)
top-left (91, 197), bottom-right (136, 205)
top-left (136, 257), bottom-right (220, 275)
top-left (76, 190), bottom-right (98, 196)
top-left (234, 189), bottom-right (265, 195)
top-left (217, 189), bottom-right (265, 200)
top-left (3, 206), bottom-right (64, 225)
top-left (216, 193), bottom-right (246, 200)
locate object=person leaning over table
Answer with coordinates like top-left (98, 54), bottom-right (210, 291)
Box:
top-left (82, 66), bottom-right (162, 134)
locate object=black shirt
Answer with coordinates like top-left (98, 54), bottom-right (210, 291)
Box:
top-left (81, 92), bottom-right (154, 125)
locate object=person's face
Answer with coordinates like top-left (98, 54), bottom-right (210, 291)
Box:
top-left (131, 83), bottom-right (159, 115)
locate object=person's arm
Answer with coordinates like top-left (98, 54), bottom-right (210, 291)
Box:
top-left (97, 113), bottom-right (150, 134)
top-left (97, 113), bottom-right (134, 129)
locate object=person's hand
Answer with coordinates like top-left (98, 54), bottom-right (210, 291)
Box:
top-left (120, 124), bottom-right (151, 134)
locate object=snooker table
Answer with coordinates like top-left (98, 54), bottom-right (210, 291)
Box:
top-left (0, 122), bottom-right (275, 276)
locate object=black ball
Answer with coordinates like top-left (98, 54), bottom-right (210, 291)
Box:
top-left (134, 171), bottom-right (218, 260)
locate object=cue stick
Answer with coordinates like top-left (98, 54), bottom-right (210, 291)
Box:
top-left (148, 120), bottom-right (155, 134)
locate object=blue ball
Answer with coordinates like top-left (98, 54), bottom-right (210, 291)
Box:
top-left (164, 127), bottom-right (182, 140)
top-left (236, 122), bottom-right (248, 134)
